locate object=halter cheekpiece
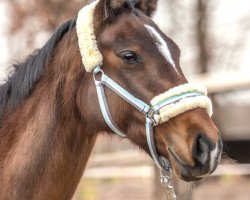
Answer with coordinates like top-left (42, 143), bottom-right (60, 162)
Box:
top-left (76, 1), bottom-right (213, 199)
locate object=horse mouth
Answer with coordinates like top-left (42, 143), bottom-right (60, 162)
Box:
top-left (167, 148), bottom-right (203, 182)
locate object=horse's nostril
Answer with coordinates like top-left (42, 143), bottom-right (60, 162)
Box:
top-left (193, 135), bottom-right (210, 165)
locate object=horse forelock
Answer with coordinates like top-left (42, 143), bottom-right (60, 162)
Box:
top-left (0, 19), bottom-right (76, 123)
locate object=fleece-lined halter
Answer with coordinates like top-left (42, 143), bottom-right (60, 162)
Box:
top-left (76, 0), bottom-right (212, 173)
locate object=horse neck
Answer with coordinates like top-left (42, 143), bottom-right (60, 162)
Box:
top-left (0, 30), bottom-right (98, 200)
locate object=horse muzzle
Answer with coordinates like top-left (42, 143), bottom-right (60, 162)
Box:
top-left (170, 139), bottom-right (222, 181)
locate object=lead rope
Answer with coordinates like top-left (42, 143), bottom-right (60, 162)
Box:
top-left (160, 169), bottom-right (177, 200)
top-left (146, 118), bottom-right (177, 199)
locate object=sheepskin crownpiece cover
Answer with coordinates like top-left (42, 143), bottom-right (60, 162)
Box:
top-left (76, 0), bottom-right (213, 123)
top-left (76, 0), bottom-right (102, 72)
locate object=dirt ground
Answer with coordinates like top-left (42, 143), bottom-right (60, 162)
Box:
top-left (73, 175), bottom-right (250, 200)
top-left (193, 176), bottom-right (250, 200)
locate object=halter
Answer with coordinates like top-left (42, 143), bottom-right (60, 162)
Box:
top-left (93, 66), bottom-right (212, 172)
top-left (93, 66), bottom-right (211, 199)
top-left (93, 66), bottom-right (169, 170)
top-left (76, 1), bottom-right (212, 198)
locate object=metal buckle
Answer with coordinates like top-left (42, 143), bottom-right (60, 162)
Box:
top-left (160, 170), bottom-right (177, 200)
top-left (146, 108), bottom-right (158, 126)
top-left (147, 109), bottom-right (154, 119)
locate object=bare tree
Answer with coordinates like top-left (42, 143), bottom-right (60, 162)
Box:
top-left (195, 0), bottom-right (209, 74)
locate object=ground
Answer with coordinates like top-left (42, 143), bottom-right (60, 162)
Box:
top-left (73, 175), bottom-right (250, 200)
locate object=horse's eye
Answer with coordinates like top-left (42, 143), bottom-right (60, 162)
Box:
top-left (120, 51), bottom-right (138, 64)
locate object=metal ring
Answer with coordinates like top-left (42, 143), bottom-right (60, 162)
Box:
top-left (93, 66), bottom-right (104, 81)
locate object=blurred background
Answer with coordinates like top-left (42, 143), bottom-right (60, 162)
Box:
top-left (0, 0), bottom-right (250, 199)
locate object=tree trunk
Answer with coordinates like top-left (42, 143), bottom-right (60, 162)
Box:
top-left (196, 0), bottom-right (209, 74)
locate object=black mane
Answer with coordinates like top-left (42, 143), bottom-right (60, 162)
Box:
top-left (0, 19), bottom-right (76, 121)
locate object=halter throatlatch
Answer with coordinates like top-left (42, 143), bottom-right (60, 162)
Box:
top-left (76, 1), bottom-right (212, 199)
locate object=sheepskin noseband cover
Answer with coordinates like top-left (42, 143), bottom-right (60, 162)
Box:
top-left (151, 83), bottom-right (213, 124)
top-left (76, 1), bottom-right (213, 123)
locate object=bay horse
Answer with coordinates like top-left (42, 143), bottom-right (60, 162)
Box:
top-left (0, 0), bottom-right (222, 199)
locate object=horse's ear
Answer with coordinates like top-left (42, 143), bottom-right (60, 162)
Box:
top-left (95, 0), bottom-right (158, 23)
top-left (108, 0), bottom-right (158, 16)
top-left (138, 0), bottom-right (158, 17)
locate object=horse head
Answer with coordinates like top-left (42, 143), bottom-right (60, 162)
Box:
top-left (76, 0), bottom-right (222, 181)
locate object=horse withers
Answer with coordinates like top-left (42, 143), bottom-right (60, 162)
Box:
top-left (0, 0), bottom-right (222, 199)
